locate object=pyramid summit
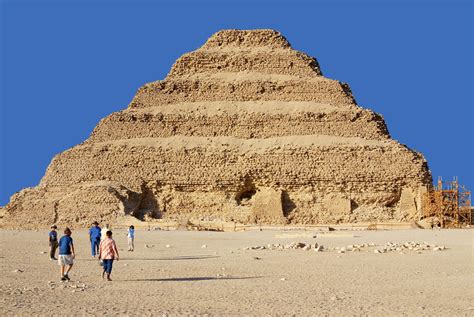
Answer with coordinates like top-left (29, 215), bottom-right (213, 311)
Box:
top-left (1, 29), bottom-right (431, 228)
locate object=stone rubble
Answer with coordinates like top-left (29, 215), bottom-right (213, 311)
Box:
top-left (243, 241), bottom-right (447, 254)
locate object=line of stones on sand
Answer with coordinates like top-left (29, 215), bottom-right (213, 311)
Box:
top-left (242, 241), bottom-right (447, 254)
top-left (47, 280), bottom-right (89, 293)
top-left (2, 280), bottom-right (91, 296)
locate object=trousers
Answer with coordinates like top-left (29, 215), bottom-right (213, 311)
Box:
top-left (91, 238), bottom-right (100, 256)
top-left (49, 241), bottom-right (58, 259)
top-left (102, 259), bottom-right (114, 274)
top-left (128, 237), bottom-right (134, 251)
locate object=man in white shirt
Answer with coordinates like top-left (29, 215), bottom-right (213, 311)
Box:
top-left (100, 224), bottom-right (110, 241)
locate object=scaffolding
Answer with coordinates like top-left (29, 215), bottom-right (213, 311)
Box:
top-left (421, 176), bottom-right (472, 228)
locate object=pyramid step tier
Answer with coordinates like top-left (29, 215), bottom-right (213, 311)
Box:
top-left (201, 29), bottom-right (292, 49)
top-left (130, 76), bottom-right (355, 108)
top-left (168, 49), bottom-right (321, 78)
top-left (42, 135), bottom-right (430, 191)
top-left (89, 102), bottom-right (389, 143)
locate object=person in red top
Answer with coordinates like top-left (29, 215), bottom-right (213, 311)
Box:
top-left (98, 230), bottom-right (119, 281)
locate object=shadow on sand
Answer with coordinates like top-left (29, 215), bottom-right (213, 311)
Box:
top-left (124, 276), bottom-right (263, 282)
top-left (81, 255), bottom-right (219, 262)
top-left (127, 255), bottom-right (220, 261)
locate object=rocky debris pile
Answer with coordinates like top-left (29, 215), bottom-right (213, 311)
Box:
top-left (243, 241), bottom-right (447, 254)
top-left (244, 242), bottom-right (324, 252)
top-left (373, 241), bottom-right (447, 254)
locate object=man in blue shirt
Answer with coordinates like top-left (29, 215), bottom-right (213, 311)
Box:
top-left (89, 221), bottom-right (101, 257)
top-left (58, 227), bottom-right (75, 281)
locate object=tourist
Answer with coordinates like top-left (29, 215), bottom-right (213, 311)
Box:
top-left (99, 230), bottom-right (119, 281)
top-left (58, 227), bottom-right (75, 281)
top-left (48, 225), bottom-right (58, 261)
top-left (100, 223), bottom-right (110, 241)
top-left (88, 221), bottom-right (101, 257)
top-left (127, 225), bottom-right (135, 251)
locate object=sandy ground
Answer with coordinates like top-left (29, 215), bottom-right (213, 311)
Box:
top-left (0, 228), bottom-right (473, 316)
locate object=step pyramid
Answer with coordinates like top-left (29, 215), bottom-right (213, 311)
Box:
top-left (1, 29), bottom-right (432, 227)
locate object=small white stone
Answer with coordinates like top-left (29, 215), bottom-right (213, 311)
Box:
top-left (201, 244), bottom-right (207, 248)
top-left (280, 278), bottom-right (286, 281)
top-left (374, 249), bottom-right (382, 254)
top-left (165, 244), bottom-right (171, 248)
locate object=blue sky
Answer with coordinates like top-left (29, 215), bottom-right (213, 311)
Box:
top-left (1, 0), bottom-right (473, 205)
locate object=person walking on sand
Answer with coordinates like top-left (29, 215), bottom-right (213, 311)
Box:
top-left (100, 223), bottom-right (110, 241)
top-left (99, 230), bottom-right (119, 281)
top-left (48, 225), bottom-right (59, 261)
top-left (58, 227), bottom-right (75, 281)
top-left (88, 221), bottom-right (101, 257)
top-left (127, 225), bottom-right (135, 252)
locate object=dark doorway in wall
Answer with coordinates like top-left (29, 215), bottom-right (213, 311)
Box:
top-left (282, 191), bottom-right (296, 216)
top-left (235, 178), bottom-right (257, 206)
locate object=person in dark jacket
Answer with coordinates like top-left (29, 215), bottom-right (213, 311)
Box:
top-left (48, 225), bottom-right (58, 261)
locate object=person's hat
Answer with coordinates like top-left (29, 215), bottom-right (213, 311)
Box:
top-left (51, 225), bottom-right (57, 229)
top-left (93, 221), bottom-right (99, 225)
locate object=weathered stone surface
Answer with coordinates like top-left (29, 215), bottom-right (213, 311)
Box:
top-left (0, 29), bottom-right (432, 228)
top-left (399, 187), bottom-right (419, 219)
top-left (250, 188), bottom-right (286, 224)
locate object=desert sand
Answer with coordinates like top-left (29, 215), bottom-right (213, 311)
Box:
top-left (1, 228), bottom-right (473, 315)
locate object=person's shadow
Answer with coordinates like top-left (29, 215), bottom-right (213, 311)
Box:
top-left (124, 276), bottom-right (263, 282)
top-left (81, 255), bottom-right (219, 262)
